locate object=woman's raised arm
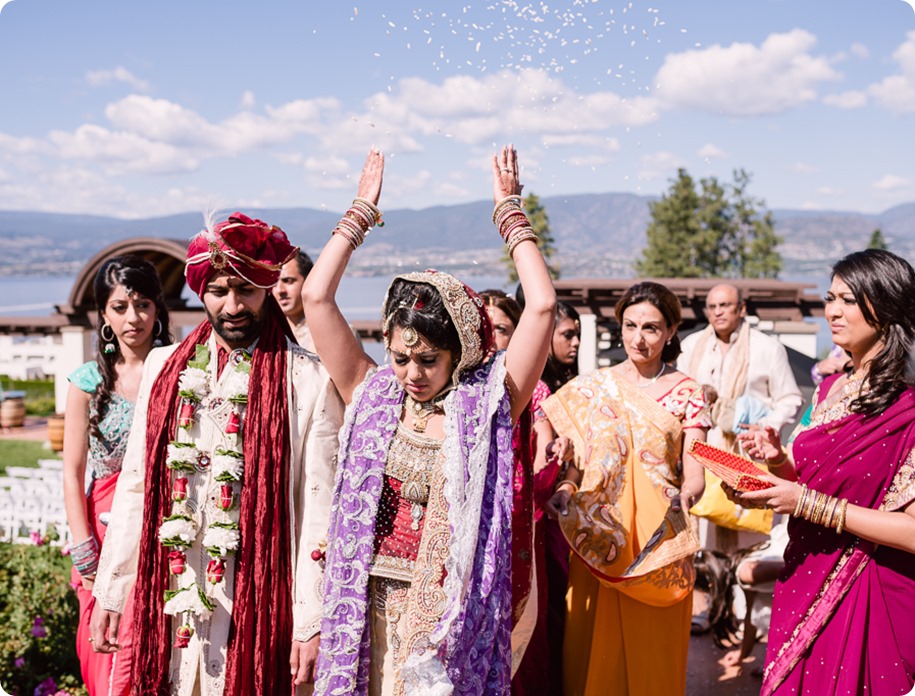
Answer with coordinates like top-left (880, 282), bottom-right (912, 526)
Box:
top-left (301, 148), bottom-right (384, 404)
top-left (493, 146), bottom-right (557, 422)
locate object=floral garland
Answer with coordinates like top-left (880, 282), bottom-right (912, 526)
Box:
top-left (157, 343), bottom-right (250, 648)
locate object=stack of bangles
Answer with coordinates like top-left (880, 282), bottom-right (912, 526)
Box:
top-left (493, 195), bottom-right (539, 258)
top-left (555, 479), bottom-right (579, 495)
top-left (332, 197), bottom-right (384, 250)
top-left (70, 535), bottom-right (100, 577)
top-left (793, 483), bottom-right (850, 534)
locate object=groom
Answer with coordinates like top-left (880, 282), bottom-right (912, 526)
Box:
top-left (91, 213), bottom-right (344, 695)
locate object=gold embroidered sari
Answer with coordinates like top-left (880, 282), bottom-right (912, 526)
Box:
top-left (542, 369), bottom-right (708, 695)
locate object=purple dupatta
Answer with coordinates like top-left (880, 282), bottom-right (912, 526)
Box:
top-left (762, 378), bottom-right (915, 695)
top-left (315, 353), bottom-right (514, 696)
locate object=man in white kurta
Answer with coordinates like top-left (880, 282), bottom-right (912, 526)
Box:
top-left (678, 283), bottom-right (802, 551)
top-left (90, 214), bottom-right (344, 695)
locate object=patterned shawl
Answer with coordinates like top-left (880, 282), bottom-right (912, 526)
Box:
top-left (315, 353), bottom-right (514, 696)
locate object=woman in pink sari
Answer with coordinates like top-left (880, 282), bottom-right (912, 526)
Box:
top-left (733, 249), bottom-right (915, 695)
top-left (62, 255), bottom-right (171, 695)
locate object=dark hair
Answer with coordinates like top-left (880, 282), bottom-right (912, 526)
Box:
top-left (614, 281), bottom-right (682, 363)
top-left (294, 251), bottom-right (314, 279)
top-left (383, 279), bottom-right (462, 361)
top-left (542, 301), bottom-right (580, 392)
top-left (91, 255), bottom-right (171, 439)
top-left (831, 249), bottom-right (915, 416)
top-left (479, 289), bottom-right (522, 329)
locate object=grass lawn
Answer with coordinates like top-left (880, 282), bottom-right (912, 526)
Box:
top-left (0, 439), bottom-right (59, 475)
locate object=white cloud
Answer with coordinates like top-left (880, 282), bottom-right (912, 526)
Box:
top-left (85, 67), bottom-right (151, 92)
top-left (872, 174), bottom-right (912, 191)
top-left (698, 143), bottom-right (727, 160)
top-left (639, 151), bottom-right (687, 181)
top-left (867, 30), bottom-right (915, 113)
top-left (362, 70), bottom-right (658, 148)
top-left (653, 29), bottom-right (841, 116)
top-left (542, 134), bottom-right (620, 152)
top-left (816, 186), bottom-right (843, 196)
top-left (48, 124), bottom-right (198, 175)
top-left (788, 162), bottom-right (820, 174)
top-left (240, 91), bottom-right (256, 110)
top-left (822, 91), bottom-right (867, 109)
top-left (850, 43), bottom-right (869, 59)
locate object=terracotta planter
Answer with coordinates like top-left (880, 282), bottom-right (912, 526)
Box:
top-left (47, 413), bottom-right (65, 452)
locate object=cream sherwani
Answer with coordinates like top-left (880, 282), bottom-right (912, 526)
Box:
top-left (93, 335), bottom-right (343, 696)
top-left (677, 322), bottom-right (802, 441)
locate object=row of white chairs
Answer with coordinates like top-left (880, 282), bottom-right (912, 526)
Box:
top-left (0, 459), bottom-right (71, 546)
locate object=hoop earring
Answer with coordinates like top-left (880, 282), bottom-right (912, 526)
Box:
top-left (100, 323), bottom-right (117, 355)
top-left (153, 318), bottom-right (164, 348)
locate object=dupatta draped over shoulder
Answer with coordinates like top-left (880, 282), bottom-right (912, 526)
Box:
top-left (763, 375), bottom-right (915, 696)
top-left (541, 369), bottom-right (701, 608)
top-left (316, 354), bottom-right (514, 696)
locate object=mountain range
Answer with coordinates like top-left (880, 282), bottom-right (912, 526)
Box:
top-left (1, 195), bottom-right (912, 280)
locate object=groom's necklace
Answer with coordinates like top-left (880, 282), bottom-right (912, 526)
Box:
top-left (632, 361), bottom-right (666, 388)
top-left (405, 391), bottom-right (448, 433)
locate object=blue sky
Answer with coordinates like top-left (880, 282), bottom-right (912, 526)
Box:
top-left (0, 0), bottom-right (913, 219)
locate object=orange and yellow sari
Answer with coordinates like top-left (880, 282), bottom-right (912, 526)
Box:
top-left (542, 369), bottom-right (709, 695)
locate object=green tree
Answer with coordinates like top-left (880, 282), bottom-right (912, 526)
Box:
top-left (636, 168), bottom-right (782, 278)
top-left (867, 227), bottom-right (888, 250)
top-left (503, 192), bottom-right (560, 283)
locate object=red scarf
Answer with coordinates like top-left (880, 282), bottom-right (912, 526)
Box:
top-left (131, 300), bottom-right (293, 695)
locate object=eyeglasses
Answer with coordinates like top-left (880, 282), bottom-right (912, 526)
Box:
top-left (705, 302), bottom-right (738, 312)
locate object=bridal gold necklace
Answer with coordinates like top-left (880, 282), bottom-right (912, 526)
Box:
top-left (405, 391), bottom-right (449, 433)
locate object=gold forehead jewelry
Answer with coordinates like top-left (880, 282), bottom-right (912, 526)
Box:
top-left (401, 326), bottom-right (419, 348)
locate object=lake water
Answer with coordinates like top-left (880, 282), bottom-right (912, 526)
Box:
top-left (0, 273), bottom-right (833, 356)
top-left (0, 274), bottom-right (512, 320)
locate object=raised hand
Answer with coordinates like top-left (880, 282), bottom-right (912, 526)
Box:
top-left (492, 144), bottom-right (523, 203)
top-left (737, 424), bottom-right (783, 462)
top-left (356, 147), bottom-right (384, 207)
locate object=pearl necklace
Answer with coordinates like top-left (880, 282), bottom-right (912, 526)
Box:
top-left (632, 361), bottom-right (667, 388)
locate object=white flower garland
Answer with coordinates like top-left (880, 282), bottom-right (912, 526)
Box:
top-left (157, 343), bottom-right (250, 648)
top-left (164, 585), bottom-right (215, 618)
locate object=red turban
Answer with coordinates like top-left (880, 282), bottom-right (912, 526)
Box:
top-left (185, 212), bottom-right (299, 297)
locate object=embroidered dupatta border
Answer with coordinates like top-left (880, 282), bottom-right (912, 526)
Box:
top-left (761, 542), bottom-right (872, 696)
top-left (542, 370), bottom-right (698, 588)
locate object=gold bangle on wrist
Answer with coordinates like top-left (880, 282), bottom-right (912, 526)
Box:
top-left (793, 483), bottom-right (808, 518)
top-left (555, 479), bottom-right (579, 495)
top-left (835, 498), bottom-right (849, 534)
top-left (767, 449), bottom-right (789, 469)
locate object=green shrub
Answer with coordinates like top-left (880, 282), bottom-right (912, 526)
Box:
top-left (0, 376), bottom-right (55, 402)
top-left (0, 538), bottom-right (85, 696)
top-left (24, 397), bottom-right (56, 417)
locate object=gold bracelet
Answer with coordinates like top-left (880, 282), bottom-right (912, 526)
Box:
top-left (506, 231), bottom-right (539, 258)
top-left (492, 195), bottom-right (523, 223)
top-left (793, 483), bottom-right (808, 517)
top-left (767, 449), bottom-right (789, 469)
top-left (555, 479), bottom-right (579, 495)
top-left (812, 492), bottom-right (830, 525)
top-left (822, 496), bottom-right (839, 529)
top-left (835, 498), bottom-right (849, 534)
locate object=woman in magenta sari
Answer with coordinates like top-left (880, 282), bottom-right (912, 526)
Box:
top-left (733, 249), bottom-right (915, 696)
top-left (63, 255), bottom-right (171, 695)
